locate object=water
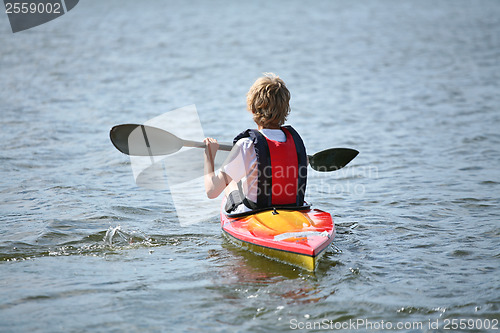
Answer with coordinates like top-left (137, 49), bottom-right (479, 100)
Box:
top-left (1, 0), bottom-right (499, 332)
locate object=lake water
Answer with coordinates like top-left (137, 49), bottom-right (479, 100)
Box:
top-left (1, 0), bottom-right (499, 332)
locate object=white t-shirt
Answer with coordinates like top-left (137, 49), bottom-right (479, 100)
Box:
top-left (222, 129), bottom-right (287, 213)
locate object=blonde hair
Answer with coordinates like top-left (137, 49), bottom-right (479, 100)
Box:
top-left (247, 73), bottom-right (291, 128)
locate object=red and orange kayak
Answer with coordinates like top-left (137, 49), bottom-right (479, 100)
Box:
top-left (220, 205), bottom-right (335, 271)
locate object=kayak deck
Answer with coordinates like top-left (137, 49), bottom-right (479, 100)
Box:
top-left (220, 207), bottom-right (335, 271)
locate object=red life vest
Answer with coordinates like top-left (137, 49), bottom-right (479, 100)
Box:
top-left (266, 128), bottom-right (300, 205)
top-left (232, 125), bottom-right (307, 209)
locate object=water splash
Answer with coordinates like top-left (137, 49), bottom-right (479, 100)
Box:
top-left (103, 226), bottom-right (153, 248)
top-left (104, 226), bottom-right (128, 246)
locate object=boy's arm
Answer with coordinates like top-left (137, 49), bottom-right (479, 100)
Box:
top-left (204, 138), bottom-right (232, 199)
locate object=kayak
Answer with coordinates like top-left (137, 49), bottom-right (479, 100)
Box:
top-left (220, 203), bottom-right (335, 271)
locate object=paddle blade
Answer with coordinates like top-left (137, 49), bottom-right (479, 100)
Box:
top-left (110, 124), bottom-right (183, 156)
top-left (309, 148), bottom-right (359, 172)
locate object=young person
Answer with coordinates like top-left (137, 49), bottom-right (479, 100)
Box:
top-left (203, 73), bottom-right (307, 214)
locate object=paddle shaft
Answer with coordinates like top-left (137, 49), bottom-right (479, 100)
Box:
top-left (182, 139), bottom-right (232, 151)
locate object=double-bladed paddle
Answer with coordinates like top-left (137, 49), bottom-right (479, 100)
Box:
top-left (109, 124), bottom-right (358, 172)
